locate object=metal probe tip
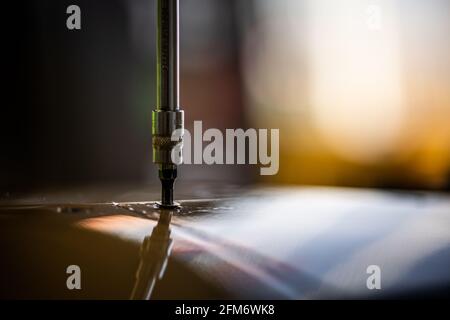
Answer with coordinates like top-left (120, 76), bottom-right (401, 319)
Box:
top-left (157, 167), bottom-right (180, 209)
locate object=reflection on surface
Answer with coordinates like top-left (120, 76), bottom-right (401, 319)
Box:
top-left (130, 212), bottom-right (173, 300)
top-left (0, 200), bottom-right (236, 299)
top-left (1, 187), bottom-right (449, 299)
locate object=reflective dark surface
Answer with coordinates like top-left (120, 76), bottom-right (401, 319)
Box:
top-left (1, 186), bottom-right (449, 299)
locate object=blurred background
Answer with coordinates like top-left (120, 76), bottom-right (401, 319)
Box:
top-left (2, 0), bottom-right (450, 194)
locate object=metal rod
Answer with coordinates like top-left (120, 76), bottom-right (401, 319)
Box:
top-left (153, 0), bottom-right (184, 208)
top-left (157, 0), bottom-right (179, 111)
